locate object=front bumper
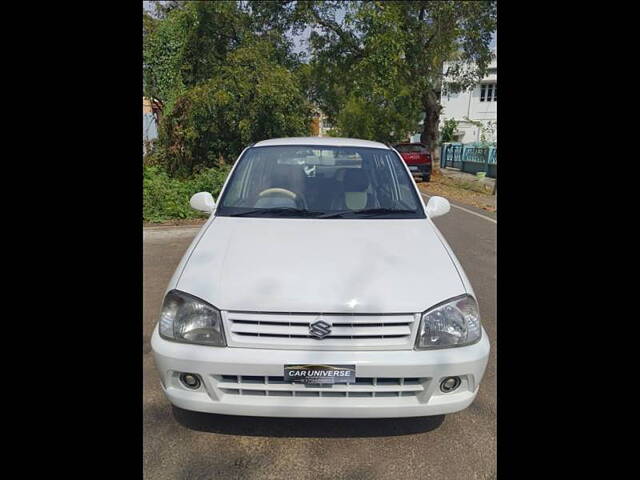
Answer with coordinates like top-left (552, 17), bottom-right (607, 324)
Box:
top-left (151, 325), bottom-right (490, 418)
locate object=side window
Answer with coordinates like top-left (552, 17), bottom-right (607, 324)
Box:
top-left (369, 153), bottom-right (393, 208)
top-left (222, 156), bottom-right (250, 206)
top-left (389, 153), bottom-right (419, 210)
top-left (222, 150), bottom-right (268, 207)
top-left (245, 154), bottom-right (269, 200)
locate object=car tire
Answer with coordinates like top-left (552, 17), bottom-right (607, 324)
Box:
top-left (423, 175), bottom-right (431, 182)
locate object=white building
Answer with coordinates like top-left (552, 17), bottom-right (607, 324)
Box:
top-left (143, 97), bottom-right (158, 156)
top-left (439, 51), bottom-right (497, 144)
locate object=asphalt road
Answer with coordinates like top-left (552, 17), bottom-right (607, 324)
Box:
top-left (143, 202), bottom-right (496, 480)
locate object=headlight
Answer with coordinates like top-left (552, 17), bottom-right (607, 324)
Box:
top-left (416, 295), bottom-right (481, 349)
top-left (158, 290), bottom-right (226, 346)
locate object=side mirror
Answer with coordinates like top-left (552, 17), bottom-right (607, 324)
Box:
top-left (426, 196), bottom-right (450, 218)
top-left (190, 192), bottom-right (216, 213)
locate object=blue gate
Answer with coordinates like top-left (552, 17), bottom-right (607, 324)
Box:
top-left (441, 143), bottom-right (497, 178)
top-left (442, 144), bottom-right (464, 169)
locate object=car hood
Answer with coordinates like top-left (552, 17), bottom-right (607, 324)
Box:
top-left (177, 216), bottom-right (465, 313)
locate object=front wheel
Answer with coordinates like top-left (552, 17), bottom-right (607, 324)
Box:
top-left (423, 174), bottom-right (431, 182)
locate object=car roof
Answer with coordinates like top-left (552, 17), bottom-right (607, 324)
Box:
top-left (253, 137), bottom-right (390, 149)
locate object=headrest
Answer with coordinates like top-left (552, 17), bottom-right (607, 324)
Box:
top-left (271, 164), bottom-right (304, 188)
top-left (343, 169), bottom-right (369, 192)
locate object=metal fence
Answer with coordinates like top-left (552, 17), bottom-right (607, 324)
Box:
top-left (441, 143), bottom-right (497, 178)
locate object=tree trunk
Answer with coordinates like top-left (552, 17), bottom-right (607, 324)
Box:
top-left (420, 89), bottom-right (442, 162)
top-left (151, 98), bottom-right (163, 125)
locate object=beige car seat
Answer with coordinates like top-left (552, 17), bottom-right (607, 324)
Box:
top-left (331, 169), bottom-right (374, 210)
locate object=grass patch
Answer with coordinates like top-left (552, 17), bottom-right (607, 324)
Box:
top-left (419, 168), bottom-right (496, 212)
top-left (432, 169), bottom-right (494, 194)
top-left (143, 164), bottom-right (231, 223)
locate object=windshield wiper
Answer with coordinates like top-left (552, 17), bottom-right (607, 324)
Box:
top-left (225, 207), bottom-right (324, 218)
top-left (318, 208), bottom-right (417, 218)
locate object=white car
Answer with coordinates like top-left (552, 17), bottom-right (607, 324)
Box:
top-left (151, 137), bottom-right (490, 418)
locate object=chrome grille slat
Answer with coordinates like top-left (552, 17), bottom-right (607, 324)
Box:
top-left (231, 323), bottom-right (411, 336)
top-left (234, 333), bottom-right (407, 339)
top-left (223, 311), bottom-right (419, 350)
top-left (227, 312), bottom-right (413, 324)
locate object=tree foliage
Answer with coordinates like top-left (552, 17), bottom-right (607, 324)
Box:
top-left (143, 1), bottom-right (251, 111)
top-left (273, 1), bottom-right (496, 149)
top-left (440, 118), bottom-right (458, 143)
top-left (143, 1), bottom-right (312, 173)
top-left (143, 164), bottom-right (231, 222)
top-left (159, 40), bottom-right (311, 174)
top-left (143, 0), bottom-right (496, 173)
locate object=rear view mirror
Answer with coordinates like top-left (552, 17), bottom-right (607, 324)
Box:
top-left (189, 192), bottom-right (216, 213)
top-left (426, 196), bottom-right (450, 218)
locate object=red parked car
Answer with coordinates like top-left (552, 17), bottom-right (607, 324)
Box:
top-left (394, 143), bottom-right (432, 182)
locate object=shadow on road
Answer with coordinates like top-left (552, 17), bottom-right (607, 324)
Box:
top-left (172, 406), bottom-right (445, 437)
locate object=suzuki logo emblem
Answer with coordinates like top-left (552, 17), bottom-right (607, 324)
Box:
top-left (309, 319), bottom-right (332, 339)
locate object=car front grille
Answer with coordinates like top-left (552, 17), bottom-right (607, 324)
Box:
top-left (222, 311), bottom-right (419, 350)
top-left (213, 375), bottom-right (428, 398)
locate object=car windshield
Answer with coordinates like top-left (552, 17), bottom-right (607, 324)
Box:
top-left (395, 144), bottom-right (427, 153)
top-left (217, 145), bottom-right (425, 218)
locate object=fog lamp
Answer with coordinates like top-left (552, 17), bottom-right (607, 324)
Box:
top-left (440, 376), bottom-right (461, 393)
top-left (179, 373), bottom-right (201, 390)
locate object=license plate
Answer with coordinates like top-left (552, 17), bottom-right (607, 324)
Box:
top-left (284, 364), bottom-right (356, 384)
top-left (408, 166), bottom-right (418, 171)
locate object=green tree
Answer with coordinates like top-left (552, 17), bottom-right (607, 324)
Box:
top-left (143, 1), bottom-right (252, 113)
top-left (440, 118), bottom-right (458, 143)
top-left (400, 1), bottom-right (496, 149)
top-left (143, 1), bottom-right (495, 172)
top-left (275, 1), bottom-right (496, 149)
top-left (148, 1), bottom-right (186, 19)
top-left (143, 1), bottom-right (312, 174)
top-left (159, 40), bottom-right (312, 174)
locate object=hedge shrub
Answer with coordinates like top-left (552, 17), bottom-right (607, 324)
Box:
top-left (143, 164), bottom-right (231, 222)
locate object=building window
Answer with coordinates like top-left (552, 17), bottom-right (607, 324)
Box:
top-left (480, 82), bottom-right (497, 102)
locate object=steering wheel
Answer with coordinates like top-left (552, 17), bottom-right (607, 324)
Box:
top-left (258, 188), bottom-right (297, 200)
top-left (257, 188), bottom-right (307, 209)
